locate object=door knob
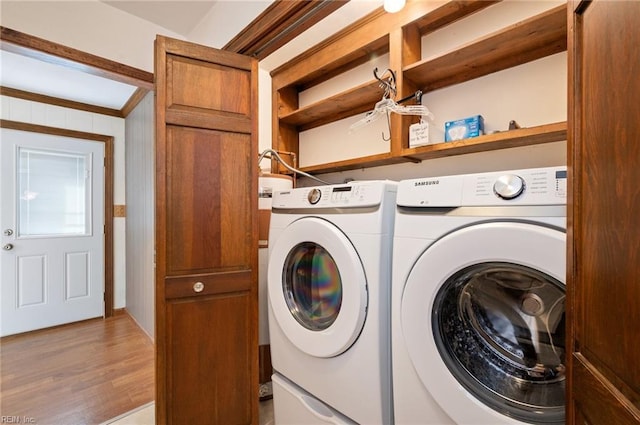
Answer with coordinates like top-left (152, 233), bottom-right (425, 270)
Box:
top-left (3, 244), bottom-right (14, 251)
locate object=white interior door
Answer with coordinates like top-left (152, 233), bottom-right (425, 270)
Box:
top-left (1, 128), bottom-right (105, 336)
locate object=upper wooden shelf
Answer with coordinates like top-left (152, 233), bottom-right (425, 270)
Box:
top-left (404, 4), bottom-right (567, 92)
top-left (278, 79), bottom-right (381, 131)
top-left (277, 4), bottom-right (567, 133)
top-left (270, 1), bottom-right (497, 90)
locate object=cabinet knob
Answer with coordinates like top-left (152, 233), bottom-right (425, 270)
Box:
top-left (193, 281), bottom-right (205, 293)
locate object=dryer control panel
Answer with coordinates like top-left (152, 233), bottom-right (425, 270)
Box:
top-left (397, 166), bottom-right (567, 207)
top-left (273, 181), bottom-right (397, 209)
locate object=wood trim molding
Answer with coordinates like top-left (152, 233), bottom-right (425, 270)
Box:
top-left (224, 0), bottom-right (349, 60)
top-left (0, 85), bottom-right (150, 119)
top-left (1, 86), bottom-right (122, 117)
top-left (120, 88), bottom-right (150, 117)
top-left (1, 26), bottom-right (154, 89)
top-left (0, 119), bottom-right (116, 318)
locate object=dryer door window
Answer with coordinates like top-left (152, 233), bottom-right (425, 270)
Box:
top-left (401, 221), bottom-right (566, 424)
top-left (433, 262), bottom-right (565, 424)
top-left (283, 242), bottom-right (342, 331)
top-left (268, 217), bottom-right (368, 358)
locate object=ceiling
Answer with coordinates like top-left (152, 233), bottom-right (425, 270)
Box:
top-left (101, 1), bottom-right (218, 36)
top-left (0, 49), bottom-right (140, 110)
top-left (0, 1), bottom-right (269, 112)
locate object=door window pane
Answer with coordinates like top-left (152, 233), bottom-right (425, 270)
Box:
top-left (18, 148), bottom-right (90, 236)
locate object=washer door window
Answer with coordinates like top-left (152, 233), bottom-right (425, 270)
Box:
top-left (434, 262), bottom-right (565, 424)
top-left (401, 221), bottom-right (566, 424)
top-left (269, 217), bottom-right (367, 358)
top-left (283, 242), bottom-right (342, 331)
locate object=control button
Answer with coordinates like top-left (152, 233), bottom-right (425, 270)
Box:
top-left (493, 174), bottom-right (525, 200)
top-left (308, 188), bottom-right (322, 205)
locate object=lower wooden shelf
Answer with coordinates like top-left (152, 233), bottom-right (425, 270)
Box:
top-left (402, 121), bottom-right (567, 161)
top-left (300, 152), bottom-right (414, 175)
top-left (298, 121), bottom-right (567, 175)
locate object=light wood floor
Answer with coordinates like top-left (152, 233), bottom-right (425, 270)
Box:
top-left (0, 312), bottom-right (154, 424)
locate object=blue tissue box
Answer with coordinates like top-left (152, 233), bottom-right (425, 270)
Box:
top-left (445, 115), bottom-right (484, 142)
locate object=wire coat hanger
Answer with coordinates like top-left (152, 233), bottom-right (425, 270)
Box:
top-left (350, 68), bottom-right (434, 136)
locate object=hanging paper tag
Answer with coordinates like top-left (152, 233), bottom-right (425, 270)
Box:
top-left (409, 120), bottom-right (430, 147)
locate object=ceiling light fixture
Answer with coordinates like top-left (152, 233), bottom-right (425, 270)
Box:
top-left (384, 0), bottom-right (406, 13)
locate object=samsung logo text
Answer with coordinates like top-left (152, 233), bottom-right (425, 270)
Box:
top-left (414, 180), bottom-right (439, 187)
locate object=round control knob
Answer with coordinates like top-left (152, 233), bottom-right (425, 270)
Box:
top-left (307, 188), bottom-right (322, 205)
top-left (493, 174), bottom-right (525, 200)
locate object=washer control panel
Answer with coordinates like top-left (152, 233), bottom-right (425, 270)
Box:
top-left (397, 167), bottom-right (567, 207)
top-left (273, 181), bottom-right (396, 209)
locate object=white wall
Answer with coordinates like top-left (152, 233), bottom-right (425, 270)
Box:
top-left (187, 1), bottom-right (276, 48)
top-left (124, 92), bottom-right (155, 339)
top-left (0, 95), bottom-right (128, 309)
top-left (258, 67), bottom-right (273, 162)
top-left (0, 0), bottom-right (184, 72)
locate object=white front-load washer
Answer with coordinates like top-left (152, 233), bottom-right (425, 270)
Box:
top-left (268, 180), bottom-right (397, 425)
top-left (392, 167), bottom-right (567, 425)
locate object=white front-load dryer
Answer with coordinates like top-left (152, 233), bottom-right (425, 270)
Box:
top-left (268, 180), bottom-right (397, 425)
top-left (392, 167), bottom-right (567, 425)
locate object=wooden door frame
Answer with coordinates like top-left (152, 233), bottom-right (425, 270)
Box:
top-left (0, 119), bottom-right (114, 317)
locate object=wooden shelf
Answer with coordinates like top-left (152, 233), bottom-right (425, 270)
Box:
top-left (297, 122), bottom-right (567, 175)
top-left (404, 4), bottom-right (567, 92)
top-left (271, 2), bottom-right (568, 176)
top-left (279, 80), bottom-right (381, 131)
top-left (270, 1), bottom-right (495, 90)
top-left (300, 152), bottom-right (414, 175)
top-left (402, 121), bottom-right (567, 160)
top-left (410, 1), bottom-right (500, 35)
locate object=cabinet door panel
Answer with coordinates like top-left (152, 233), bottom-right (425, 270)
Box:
top-left (167, 293), bottom-right (252, 424)
top-left (167, 56), bottom-right (252, 116)
top-left (166, 126), bottom-right (252, 276)
top-left (568, 1), bottom-right (640, 423)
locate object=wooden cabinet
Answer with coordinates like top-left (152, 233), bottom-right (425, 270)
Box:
top-left (567, 1), bottom-right (640, 424)
top-left (155, 36), bottom-right (259, 424)
top-left (271, 1), bottom-right (568, 174)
